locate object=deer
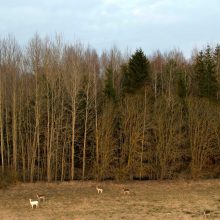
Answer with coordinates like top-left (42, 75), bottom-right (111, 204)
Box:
top-left (96, 186), bottom-right (103, 194)
top-left (29, 199), bottom-right (39, 209)
top-left (203, 209), bottom-right (211, 219)
top-left (123, 187), bottom-right (130, 195)
top-left (36, 193), bottom-right (46, 202)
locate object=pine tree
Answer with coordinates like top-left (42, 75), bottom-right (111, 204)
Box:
top-left (214, 44), bottom-right (220, 59)
top-left (214, 44), bottom-right (220, 99)
top-left (214, 45), bottom-right (220, 77)
top-left (194, 46), bottom-right (218, 100)
top-left (177, 71), bottom-right (187, 98)
top-left (204, 46), bottom-right (218, 99)
top-left (104, 67), bottom-right (116, 101)
top-left (195, 51), bottom-right (205, 96)
top-left (122, 49), bottom-right (150, 93)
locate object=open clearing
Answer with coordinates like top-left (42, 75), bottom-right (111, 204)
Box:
top-left (1, 180), bottom-right (220, 219)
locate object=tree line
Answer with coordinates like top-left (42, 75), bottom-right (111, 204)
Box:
top-left (0, 35), bottom-right (220, 183)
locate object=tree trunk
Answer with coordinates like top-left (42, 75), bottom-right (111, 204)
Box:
top-left (140, 86), bottom-right (147, 180)
top-left (0, 78), bottom-right (4, 172)
top-left (94, 70), bottom-right (99, 180)
top-left (12, 85), bottom-right (17, 173)
top-left (71, 93), bottom-right (76, 180)
top-left (82, 83), bottom-right (89, 180)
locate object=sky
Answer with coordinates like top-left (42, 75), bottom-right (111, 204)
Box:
top-left (0, 0), bottom-right (220, 57)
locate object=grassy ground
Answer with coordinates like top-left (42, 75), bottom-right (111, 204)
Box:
top-left (1, 180), bottom-right (220, 219)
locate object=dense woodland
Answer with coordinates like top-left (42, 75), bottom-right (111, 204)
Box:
top-left (0, 35), bottom-right (220, 183)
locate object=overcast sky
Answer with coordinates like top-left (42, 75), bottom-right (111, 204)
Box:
top-left (0, 0), bottom-right (219, 57)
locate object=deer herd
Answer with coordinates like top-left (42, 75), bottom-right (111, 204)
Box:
top-left (29, 193), bottom-right (46, 209)
top-left (95, 186), bottom-right (130, 195)
top-left (29, 185), bottom-right (130, 209)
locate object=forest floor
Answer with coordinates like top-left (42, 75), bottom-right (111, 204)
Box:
top-left (1, 179), bottom-right (220, 219)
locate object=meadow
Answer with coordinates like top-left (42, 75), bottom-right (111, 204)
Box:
top-left (1, 180), bottom-right (220, 220)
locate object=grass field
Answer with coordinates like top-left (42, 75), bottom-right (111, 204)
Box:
top-left (1, 179), bottom-right (220, 220)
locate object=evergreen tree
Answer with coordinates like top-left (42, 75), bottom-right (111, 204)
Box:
top-left (194, 46), bottom-right (218, 100)
top-left (122, 49), bottom-right (150, 93)
top-left (214, 44), bottom-right (220, 59)
top-left (177, 71), bottom-right (187, 98)
top-left (104, 67), bottom-right (116, 101)
top-left (195, 51), bottom-right (205, 95)
top-left (214, 44), bottom-right (220, 76)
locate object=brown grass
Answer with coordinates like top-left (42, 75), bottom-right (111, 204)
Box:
top-left (1, 179), bottom-right (220, 219)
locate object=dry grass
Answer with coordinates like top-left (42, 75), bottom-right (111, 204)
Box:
top-left (1, 179), bottom-right (220, 219)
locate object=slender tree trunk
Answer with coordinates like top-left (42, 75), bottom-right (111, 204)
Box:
top-left (19, 110), bottom-right (26, 181)
top-left (27, 105), bottom-right (31, 180)
top-left (37, 125), bottom-right (40, 181)
top-left (94, 71), bottom-right (99, 180)
top-left (140, 86), bottom-right (147, 180)
top-left (60, 97), bottom-right (65, 181)
top-left (30, 74), bottom-right (40, 182)
top-left (5, 106), bottom-right (10, 166)
top-left (82, 83), bottom-right (89, 180)
top-left (61, 148), bottom-right (65, 181)
top-left (55, 129), bottom-right (59, 181)
top-left (47, 87), bottom-right (52, 182)
top-left (127, 125), bottom-right (133, 180)
top-left (21, 137), bottom-right (26, 181)
top-left (61, 128), bottom-right (66, 181)
top-left (46, 92), bottom-right (50, 182)
top-left (0, 79), bottom-right (4, 172)
top-left (30, 110), bottom-right (39, 182)
top-left (71, 90), bottom-right (76, 180)
top-left (12, 84), bottom-right (17, 173)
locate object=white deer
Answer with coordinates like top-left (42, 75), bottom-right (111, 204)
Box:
top-left (29, 199), bottom-right (39, 209)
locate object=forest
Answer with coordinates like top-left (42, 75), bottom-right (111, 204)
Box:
top-left (0, 35), bottom-right (220, 183)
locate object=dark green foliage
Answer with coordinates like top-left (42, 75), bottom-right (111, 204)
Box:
top-left (122, 49), bottom-right (150, 93)
top-left (177, 72), bottom-right (187, 98)
top-left (104, 67), bottom-right (116, 101)
top-left (194, 46), bottom-right (218, 100)
top-left (214, 44), bottom-right (220, 76)
top-left (214, 44), bottom-right (220, 59)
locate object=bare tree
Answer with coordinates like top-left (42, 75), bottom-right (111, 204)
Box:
top-left (63, 44), bottom-right (82, 180)
top-left (28, 35), bottom-right (42, 182)
top-left (98, 103), bottom-right (115, 180)
top-left (153, 98), bottom-right (185, 179)
top-left (119, 94), bottom-right (144, 180)
top-left (187, 97), bottom-right (218, 178)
